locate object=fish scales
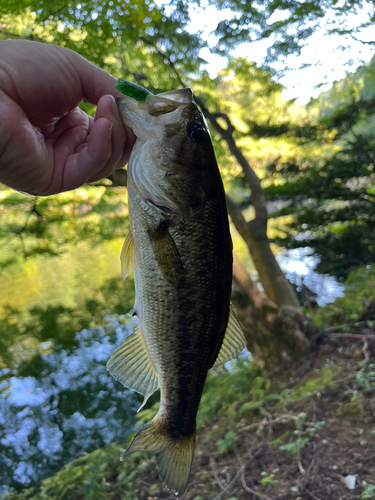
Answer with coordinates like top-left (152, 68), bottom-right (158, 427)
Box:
top-left (107, 86), bottom-right (246, 498)
top-left (132, 191), bottom-right (231, 437)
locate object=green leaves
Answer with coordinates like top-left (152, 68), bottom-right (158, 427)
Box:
top-left (217, 430), bottom-right (237, 454)
top-left (203, 0), bottom-right (375, 67)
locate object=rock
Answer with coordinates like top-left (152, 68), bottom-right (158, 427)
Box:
top-left (344, 475), bottom-right (356, 489)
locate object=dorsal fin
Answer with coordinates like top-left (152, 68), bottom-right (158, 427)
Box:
top-left (214, 306), bottom-right (246, 367)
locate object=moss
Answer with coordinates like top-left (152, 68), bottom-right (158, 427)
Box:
top-left (286, 365), bottom-right (343, 401)
top-left (336, 392), bottom-right (366, 416)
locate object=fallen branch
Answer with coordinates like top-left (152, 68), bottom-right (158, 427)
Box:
top-left (325, 321), bottom-right (372, 332)
top-left (209, 457), bottom-right (226, 492)
top-left (240, 465), bottom-right (274, 500)
top-left (296, 446), bottom-right (305, 475)
top-left (238, 414), bottom-right (299, 434)
top-left (305, 490), bottom-right (322, 500)
top-left (211, 465), bottom-right (244, 500)
top-left (329, 333), bottom-right (375, 339)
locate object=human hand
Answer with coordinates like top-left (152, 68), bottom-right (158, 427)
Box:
top-left (0, 40), bottom-right (135, 195)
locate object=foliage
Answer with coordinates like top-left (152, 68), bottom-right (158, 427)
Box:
top-left (3, 443), bottom-right (148, 500)
top-left (283, 364), bottom-right (342, 402)
top-left (260, 472), bottom-right (279, 487)
top-left (279, 413), bottom-right (325, 455)
top-left (314, 264), bottom-right (375, 327)
top-left (0, 0), bottom-right (203, 83)
top-left (0, 185), bottom-right (131, 268)
top-left (338, 363), bottom-right (375, 416)
top-left (216, 430), bottom-right (237, 454)
top-left (362, 484), bottom-right (375, 499)
top-left (200, 0), bottom-right (375, 65)
top-left (196, 356), bottom-right (263, 426)
top-left (264, 60), bottom-right (375, 280)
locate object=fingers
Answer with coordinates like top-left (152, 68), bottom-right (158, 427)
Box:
top-left (52, 116), bottom-right (113, 193)
top-left (65, 47), bottom-right (120, 103)
top-left (40, 93), bottom-right (135, 193)
top-left (50, 96), bottom-right (135, 193)
top-left (86, 94), bottom-right (136, 183)
top-left (92, 95), bottom-right (126, 175)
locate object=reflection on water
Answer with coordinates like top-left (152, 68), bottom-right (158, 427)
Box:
top-left (0, 239), bottom-right (124, 311)
top-left (0, 232), bottom-right (345, 496)
top-left (0, 316), bottom-right (139, 495)
top-left (277, 247), bottom-right (345, 305)
top-left (0, 234), bottom-right (138, 495)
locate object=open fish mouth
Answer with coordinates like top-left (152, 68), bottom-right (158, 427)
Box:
top-left (116, 88), bottom-right (194, 130)
top-left (145, 88), bottom-right (193, 115)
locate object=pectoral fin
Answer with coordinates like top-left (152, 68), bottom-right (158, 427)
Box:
top-left (106, 327), bottom-right (159, 410)
top-left (120, 231), bottom-right (136, 280)
top-left (148, 224), bottom-right (185, 285)
top-left (213, 306), bottom-right (247, 367)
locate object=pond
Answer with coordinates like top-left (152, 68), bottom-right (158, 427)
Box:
top-left (0, 234), bottom-right (344, 496)
top-left (0, 317), bottom-right (140, 495)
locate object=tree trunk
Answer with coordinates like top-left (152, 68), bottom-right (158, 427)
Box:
top-left (231, 255), bottom-right (309, 369)
top-left (226, 196), bottom-right (301, 312)
top-left (195, 97), bottom-right (301, 312)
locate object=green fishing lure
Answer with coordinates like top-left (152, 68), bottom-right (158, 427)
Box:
top-left (116, 79), bottom-right (152, 102)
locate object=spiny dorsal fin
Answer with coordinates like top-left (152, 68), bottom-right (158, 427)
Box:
top-left (120, 231), bottom-right (136, 280)
top-left (148, 224), bottom-right (185, 285)
top-left (213, 306), bottom-right (246, 367)
top-left (106, 328), bottom-right (159, 410)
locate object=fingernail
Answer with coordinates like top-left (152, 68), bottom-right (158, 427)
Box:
top-left (110, 96), bottom-right (117, 112)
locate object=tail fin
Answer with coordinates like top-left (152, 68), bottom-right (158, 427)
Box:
top-left (121, 415), bottom-right (195, 498)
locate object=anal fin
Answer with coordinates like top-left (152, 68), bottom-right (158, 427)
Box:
top-left (214, 305), bottom-right (246, 367)
top-left (106, 328), bottom-right (159, 409)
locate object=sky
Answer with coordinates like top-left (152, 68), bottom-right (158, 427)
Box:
top-left (186, 3), bottom-right (375, 104)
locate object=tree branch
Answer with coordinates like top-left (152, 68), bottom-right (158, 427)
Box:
top-left (195, 96), bottom-right (268, 224)
top-left (225, 195), bottom-right (252, 239)
top-left (107, 169), bottom-right (128, 187)
top-left (139, 36), bottom-right (186, 88)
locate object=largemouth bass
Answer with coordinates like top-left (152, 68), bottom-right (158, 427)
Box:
top-left (107, 87), bottom-right (245, 498)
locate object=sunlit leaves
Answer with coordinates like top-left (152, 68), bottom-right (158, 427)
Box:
top-left (200, 0), bottom-right (375, 65)
top-left (265, 60), bottom-right (375, 279)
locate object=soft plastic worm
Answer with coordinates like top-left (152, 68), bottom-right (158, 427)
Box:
top-left (116, 79), bottom-right (152, 102)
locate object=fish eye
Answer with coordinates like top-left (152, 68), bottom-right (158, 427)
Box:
top-left (187, 123), bottom-right (206, 143)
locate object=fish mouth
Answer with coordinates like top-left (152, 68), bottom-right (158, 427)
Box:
top-left (116, 88), bottom-right (194, 126)
top-left (146, 88), bottom-right (193, 116)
